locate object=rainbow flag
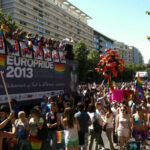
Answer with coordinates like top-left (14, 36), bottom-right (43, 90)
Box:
top-left (64, 37), bottom-right (74, 43)
top-left (0, 24), bottom-right (4, 36)
top-left (3, 36), bottom-right (15, 52)
top-left (24, 37), bottom-right (33, 51)
top-left (107, 79), bottom-right (114, 94)
top-left (54, 63), bottom-right (65, 79)
top-left (56, 131), bottom-right (65, 143)
top-left (0, 54), bottom-right (5, 72)
top-left (136, 73), bottom-right (144, 100)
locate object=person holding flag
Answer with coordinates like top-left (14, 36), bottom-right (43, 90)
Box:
top-left (135, 73), bottom-right (144, 102)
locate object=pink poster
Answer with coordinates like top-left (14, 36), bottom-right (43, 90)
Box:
top-left (111, 89), bottom-right (123, 103)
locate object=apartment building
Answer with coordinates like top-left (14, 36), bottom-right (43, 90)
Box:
top-left (114, 41), bottom-right (144, 64)
top-left (0, 0), bottom-right (94, 49)
top-left (94, 30), bottom-right (114, 52)
top-left (114, 41), bottom-right (134, 64)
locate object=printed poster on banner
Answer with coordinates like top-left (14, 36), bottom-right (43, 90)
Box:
top-left (59, 51), bottom-right (66, 63)
top-left (7, 39), bottom-right (20, 56)
top-left (52, 50), bottom-right (59, 62)
top-left (0, 36), bottom-right (5, 54)
top-left (20, 41), bottom-right (32, 58)
top-left (43, 46), bottom-right (52, 61)
top-left (33, 45), bottom-right (43, 60)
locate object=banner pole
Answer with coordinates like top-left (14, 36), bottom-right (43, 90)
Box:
top-left (0, 71), bottom-right (12, 112)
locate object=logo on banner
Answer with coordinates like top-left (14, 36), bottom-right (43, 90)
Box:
top-left (54, 63), bottom-right (65, 79)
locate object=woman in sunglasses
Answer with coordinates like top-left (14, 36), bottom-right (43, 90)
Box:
top-left (131, 106), bottom-right (147, 149)
top-left (115, 106), bottom-right (131, 150)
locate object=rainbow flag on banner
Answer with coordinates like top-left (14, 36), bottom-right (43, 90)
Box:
top-left (54, 63), bottom-right (65, 79)
top-left (0, 54), bottom-right (5, 72)
top-left (56, 131), bottom-right (65, 143)
top-left (136, 73), bottom-right (144, 100)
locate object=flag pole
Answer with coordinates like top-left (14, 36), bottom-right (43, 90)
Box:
top-left (0, 71), bottom-right (12, 112)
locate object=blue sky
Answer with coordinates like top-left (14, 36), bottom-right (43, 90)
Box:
top-left (68, 0), bottom-right (150, 63)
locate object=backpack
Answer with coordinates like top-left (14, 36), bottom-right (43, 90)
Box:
top-left (93, 113), bottom-right (100, 133)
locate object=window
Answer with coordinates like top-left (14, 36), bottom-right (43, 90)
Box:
top-left (39, 32), bottom-right (43, 36)
top-left (33, 26), bottom-right (38, 30)
top-left (62, 21), bottom-right (66, 25)
top-left (19, 10), bottom-right (26, 16)
top-left (33, 7), bottom-right (38, 11)
top-left (20, 21), bottom-right (27, 26)
top-left (19, 0), bottom-right (26, 5)
top-left (54, 25), bottom-right (59, 29)
top-left (39, 4), bottom-right (43, 8)
top-left (55, 33), bottom-right (59, 37)
top-left (39, 23), bottom-right (43, 27)
top-left (45, 30), bottom-right (50, 34)
top-left (33, 16), bottom-right (38, 21)
top-left (39, 13), bottom-right (43, 17)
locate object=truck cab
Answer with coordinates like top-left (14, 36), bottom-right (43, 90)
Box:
top-left (135, 71), bottom-right (148, 82)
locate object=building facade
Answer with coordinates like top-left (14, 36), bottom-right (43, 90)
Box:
top-left (114, 41), bottom-right (144, 64)
top-left (0, 0), bottom-right (94, 49)
top-left (93, 30), bottom-right (114, 52)
top-left (114, 41), bottom-right (134, 64)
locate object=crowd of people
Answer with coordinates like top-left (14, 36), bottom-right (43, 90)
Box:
top-left (0, 82), bottom-right (150, 150)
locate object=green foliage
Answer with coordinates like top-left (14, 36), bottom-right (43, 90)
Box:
top-left (0, 9), bottom-right (18, 32)
top-left (73, 41), bottom-right (88, 82)
top-left (146, 11), bottom-right (150, 15)
top-left (86, 49), bottom-right (101, 82)
top-left (118, 63), bottom-right (147, 81)
top-left (87, 49), bottom-right (99, 70)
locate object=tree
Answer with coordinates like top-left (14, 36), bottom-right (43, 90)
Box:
top-left (73, 40), bottom-right (88, 82)
top-left (87, 49), bottom-right (101, 82)
top-left (0, 9), bottom-right (18, 32)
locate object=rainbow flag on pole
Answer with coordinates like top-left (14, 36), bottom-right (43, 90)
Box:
top-left (136, 73), bottom-right (144, 100)
top-left (0, 54), bottom-right (5, 72)
top-left (56, 131), bottom-right (65, 143)
top-left (54, 63), bottom-right (65, 79)
top-left (0, 24), bottom-right (4, 36)
top-left (3, 36), bottom-right (15, 52)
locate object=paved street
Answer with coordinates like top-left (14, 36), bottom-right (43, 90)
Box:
top-left (56, 131), bottom-right (150, 150)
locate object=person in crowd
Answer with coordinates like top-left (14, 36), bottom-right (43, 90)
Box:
top-left (68, 93), bottom-right (75, 108)
top-left (131, 95), bottom-right (138, 115)
top-left (0, 105), bottom-right (12, 150)
top-left (46, 102), bottom-right (60, 150)
top-left (83, 96), bottom-right (90, 112)
top-left (88, 103), bottom-right (99, 150)
top-left (0, 112), bottom-right (16, 150)
top-left (56, 95), bottom-right (65, 115)
top-left (40, 96), bottom-right (49, 119)
top-left (12, 99), bottom-right (20, 119)
top-left (141, 100), bottom-right (148, 115)
top-left (147, 101), bottom-right (150, 137)
top-left (62, 89), bottom-right (70, 102)
top-left (62, 107), bottom-right (80, 150)
top-left (95, 102), bottom-right (105, 150)
top-left (31, 34), bottom-right (39, 46)
top-left (115, 106), bottom-right (131, 150)
top-left (15, 111), bottom-right (30, 150)
top-left (131, 106), bottom-right (148, 149)
top-left (28, 108), bottom-right (44, 150)
top-left (102, 105), bottom-right (114, 150)
top-left (74, 102), bottom-right (92, 150)
top-left (111, 102), bottom-right (119, 145)
top-left (47, 97), bottom-right (53, 113)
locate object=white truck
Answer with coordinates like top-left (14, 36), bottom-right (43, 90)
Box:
top-left (135, 71), bottom-right (148, 82)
